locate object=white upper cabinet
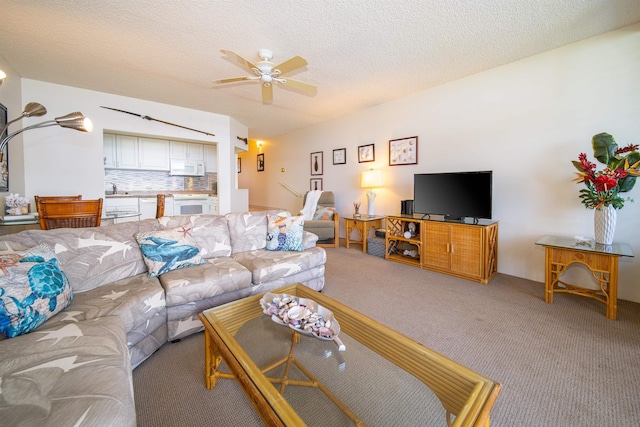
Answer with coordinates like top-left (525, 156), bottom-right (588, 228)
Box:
top-left (104, 133), bottom-right (170, 171)
top-left (116, 135), bottom-right (139, 169)
top-left (139, 137), bottom-right (170, 170)
top-left (204, 145), bottom-right (217, 173)
top-left (103, 133), bottom-right (138, 169)
top-left (170, 141), bottom-right (204, 160)
top-left (103, 133), bottom-right (116, 168)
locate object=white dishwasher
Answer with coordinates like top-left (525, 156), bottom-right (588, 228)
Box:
top-left (138, 197), bottom-right (158, 220)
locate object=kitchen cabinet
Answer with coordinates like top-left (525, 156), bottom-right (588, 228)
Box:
top-left (104, 133), bottom-right (138, 169)
top-left (204, 145), bottom-right (217, 173)
top-left (104, 134), bottom-right (170, 171)
top-left (103, 133), bottom-right (116, 168)
top-left (138, 197), bottom-right (158, 220)
top-left (139, 138), bottom-right (170, 171)
top-left (116, 135), bottom-right (139, 169)
top-left (104, 197), bottom-right (140, 224)
top-left (170, 141), bottom-right (204, 160)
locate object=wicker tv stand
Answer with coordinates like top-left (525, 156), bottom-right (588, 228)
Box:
top-left (385, 215), bottom-right (498, 284)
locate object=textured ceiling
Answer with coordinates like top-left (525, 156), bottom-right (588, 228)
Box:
top-left (1, 0), bottom-right (640, 139)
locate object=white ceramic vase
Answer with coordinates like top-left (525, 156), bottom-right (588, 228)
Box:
top-left (594, 205), bottom-right (617, 245)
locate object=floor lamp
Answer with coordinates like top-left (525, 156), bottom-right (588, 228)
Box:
top-left (361, 169), bottom-right (383, 217)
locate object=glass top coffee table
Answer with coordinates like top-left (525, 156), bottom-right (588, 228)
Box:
top-left (198, 284), bottom-right (501, 426)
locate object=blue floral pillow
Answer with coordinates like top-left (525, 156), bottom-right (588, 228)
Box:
top-left (266, 214), bottom-right (304, 251)
top-left (0, 244), bottom-right (73, 338)
top-left (135, 226), bottom-right (204, 277)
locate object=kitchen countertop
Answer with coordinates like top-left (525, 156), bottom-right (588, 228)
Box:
top-left (105, 191), bottom-right (217, 198)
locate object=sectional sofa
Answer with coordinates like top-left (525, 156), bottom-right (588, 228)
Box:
top-left (0, 210), bottom-right (326, 426)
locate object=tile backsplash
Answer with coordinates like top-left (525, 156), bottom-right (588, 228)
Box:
top-left (104, 169), bottom-right (217, 193)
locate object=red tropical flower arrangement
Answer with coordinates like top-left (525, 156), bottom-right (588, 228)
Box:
top-left (572, 133), bottom-right (640, 209)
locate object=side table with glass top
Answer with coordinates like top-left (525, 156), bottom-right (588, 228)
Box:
top-left (343, 215), bottom-right (384, 253)
top-left (535, 235), bottom-right (634, 320)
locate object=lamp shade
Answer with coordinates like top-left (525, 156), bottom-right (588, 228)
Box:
top-left (22, 102), bottom-right (47, 118)
top-left (55, 112), bottom-right (93, 132)
top-left (361, 169), bottom-right (383, 188)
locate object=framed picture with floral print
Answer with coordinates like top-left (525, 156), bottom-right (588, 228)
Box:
top-left (389, 136), bottom-right (418, 166)
top-left (358, 144), bottom-right (375, 163)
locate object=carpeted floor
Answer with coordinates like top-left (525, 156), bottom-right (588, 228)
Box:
top-left (133, 247), bottom-right (640, 426)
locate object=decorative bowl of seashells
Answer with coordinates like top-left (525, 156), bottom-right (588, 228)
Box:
top-left (260, 292), bottom-right (345, 350)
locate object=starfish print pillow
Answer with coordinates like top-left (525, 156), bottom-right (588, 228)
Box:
top-left (135, 227), bottom-right (204, 278)
top-left (0, 244), bottom-right (73, 338)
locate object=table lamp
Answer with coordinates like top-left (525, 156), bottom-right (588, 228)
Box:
top-left (361, 169), bottom-right (383, 217)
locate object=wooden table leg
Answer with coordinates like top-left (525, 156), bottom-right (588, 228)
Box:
top-left (606, 256), bottom-right (618, 320)
top-left (544, 248), bottom-right (554, 304)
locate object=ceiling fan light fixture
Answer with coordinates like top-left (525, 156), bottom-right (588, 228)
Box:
top-left (216, 48), bottom-right (316, 102)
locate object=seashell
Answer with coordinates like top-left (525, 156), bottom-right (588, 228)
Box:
top-left (324, 320), bottom-right (331, 329)
top-left (288, 306), bottom-right (311, 320)
top-left (318, 326), bottom-right (333, 337)
top-left (267, 305), bottom-right (278, 315)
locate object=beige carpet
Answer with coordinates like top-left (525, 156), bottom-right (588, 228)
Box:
top-left (133, 247), bottom-right (640, 426)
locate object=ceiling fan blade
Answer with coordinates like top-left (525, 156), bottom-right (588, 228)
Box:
top-left (262, 84), bottom-right (273, 102)
top-left (214, 76), bottom-right (252, 84)
top-left (281, 78), bottom-right (317, 95)
top-left (273, 56), bottom-right (308, 75)
top-left (220, 49), bottom-right (258, 72)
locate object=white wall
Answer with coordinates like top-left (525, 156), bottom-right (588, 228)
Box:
top-left (239, 24), bottom-right (640, 302)
top-left (0, 55), bottom-right (26, 196)
top-left (17, 80), bottom-right (244, 214)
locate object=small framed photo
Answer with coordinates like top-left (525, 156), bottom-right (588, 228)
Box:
top-left (257, 153), bottom-right (264, 172)
top-left (333, 148), bottom-right (346, 165)
top-left (311, 151), bottom-right (323, 175)
top-left (237, 157), bottom-right (241, 173)
top-left (310, 178), bottom-right (323, 191)
top-left (389, 136), bottom-right (418, 166)
top-left (358, 144), bottom-right (375, 163)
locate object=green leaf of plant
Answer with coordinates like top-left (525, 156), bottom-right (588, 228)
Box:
top-left (592, 133), bottom-right (617, 166)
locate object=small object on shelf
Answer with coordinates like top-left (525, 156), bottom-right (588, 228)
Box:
top-left (4, 193), bottom-right (30, 216)
top-left (353, 201), bottom-right (361, 218)
top-left (1, 213), bottom-right (36, 221)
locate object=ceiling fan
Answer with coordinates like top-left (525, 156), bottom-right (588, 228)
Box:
top-left (214, 49), bottom-right (317, 102)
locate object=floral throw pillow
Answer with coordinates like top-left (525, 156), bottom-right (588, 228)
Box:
top-left (0, 244), bottom-right (73, 338)
top-left (313, 206), bottom-right (335, 220)
top-left (135, 226), bottom-right (204, 278)
top-left (266, 215), bottom-right (304, 251)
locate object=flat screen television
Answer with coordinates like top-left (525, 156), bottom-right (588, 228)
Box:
top-left (413, 171), bottom-right (492, 220)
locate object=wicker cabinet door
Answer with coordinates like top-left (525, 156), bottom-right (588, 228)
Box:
top-left (423, 222), bottom-right (451, 271)
top-left (450, 225), bottom-right (483, 279)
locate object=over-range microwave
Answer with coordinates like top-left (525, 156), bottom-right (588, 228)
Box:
top-left (169, 158), bottom-right (205, 176)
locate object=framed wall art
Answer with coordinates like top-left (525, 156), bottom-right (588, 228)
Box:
top-left (333, 148), bottom-right (346, 165)
top-left (311, 151), bottom-right (323, 175)
top-left (257, 153), bottom-right (264, 172)
top-left (310, 178), bottom-right (323, 191)
top-left (389, 136), bottom-right (418, 166)
top-left (0, 103), bottom-right (7, 192)
top-left (358, 144), bottom-right (375, 163)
